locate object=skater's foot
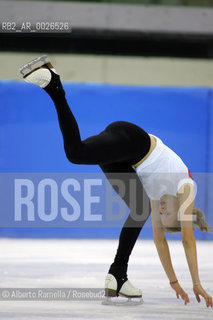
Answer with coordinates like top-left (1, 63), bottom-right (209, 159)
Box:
top-left (107, 264), bottom-right (128, 296)
top-left (19, 55), bottom-right (65, 97)
top-left (105, 273), bottom-right (142, 298)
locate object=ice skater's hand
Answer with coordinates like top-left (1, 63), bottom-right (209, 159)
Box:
top-left (193, 284), bottom-right (213, 308)
top-left (170, 282), bottom-right (190, 305)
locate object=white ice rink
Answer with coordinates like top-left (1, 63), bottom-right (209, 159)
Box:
top-left (0, 238), bottom-right (212, 320)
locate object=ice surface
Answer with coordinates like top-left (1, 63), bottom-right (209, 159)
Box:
top-left (0, 239), bottom-right (212, 319)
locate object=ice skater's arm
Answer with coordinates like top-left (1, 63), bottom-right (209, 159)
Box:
top-left (151, 202), bottom-right (177, 282)
top-left (177, 184), bottom-right (199, 284)
top-left (178, 184), bottom-right (213, 308)
top-left (151, 201), bottom-right (189, 304)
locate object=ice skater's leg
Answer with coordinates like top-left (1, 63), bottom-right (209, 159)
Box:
top-left (100, 162), bottom-right (150, 295)
top-left (21, 58), bottom-right (150, 165)
top-left (46, 76), bottom-right (150, 165)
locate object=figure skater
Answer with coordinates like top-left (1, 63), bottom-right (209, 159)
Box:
top-left (19, 56), bottom-right (212, 307)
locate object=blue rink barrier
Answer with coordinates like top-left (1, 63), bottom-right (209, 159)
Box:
top-left (0, 81), bottom-right (212, 240)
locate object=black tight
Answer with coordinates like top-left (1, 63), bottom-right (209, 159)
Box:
top-left (100, 162), bottom-right (150, 291)
top-left (44, 74), bottom-right (151, 292)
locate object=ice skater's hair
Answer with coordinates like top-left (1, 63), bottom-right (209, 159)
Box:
top-left (165, 208), bottom-right (212, 233)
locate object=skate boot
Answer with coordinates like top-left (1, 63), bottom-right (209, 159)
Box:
top-left (19, 55), bottom-right (65, 97)
top-left (102, 274), bottom-right (143, 306)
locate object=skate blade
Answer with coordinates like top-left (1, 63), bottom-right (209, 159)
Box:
top-left (102, 296), bottom-right (143, 306)
top-left (19, 55), bottom-right (48, 77)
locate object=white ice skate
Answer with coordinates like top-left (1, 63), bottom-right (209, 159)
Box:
top-left (19, 55), bottom-right (58, 88)
top-left (102, 274), bottom-right (143, 306)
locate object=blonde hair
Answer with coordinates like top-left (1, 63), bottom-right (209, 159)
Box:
top-left (165, 208), bottom-right (212, 233)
